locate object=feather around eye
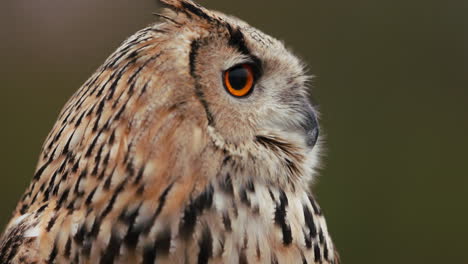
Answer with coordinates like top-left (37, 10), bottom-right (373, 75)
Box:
top-left (223, 64), bottom-right (255, 97)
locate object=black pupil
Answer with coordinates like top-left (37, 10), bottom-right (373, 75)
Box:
top-left (228, 66), bottom-right (249, 90)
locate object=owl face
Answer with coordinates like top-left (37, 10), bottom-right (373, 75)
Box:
top-left (157, 1), bottom-right (319, 165)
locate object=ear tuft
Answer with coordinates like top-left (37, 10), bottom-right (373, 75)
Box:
top-left (158, 0), bottom-right (197, 10)
top-left (157, 0), bottom-right (217, 23)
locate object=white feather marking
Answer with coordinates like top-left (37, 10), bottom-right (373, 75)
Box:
top-left (12, 214), bottom-right (30, 225)
top-left (24, 226), bottom-right (41, 238)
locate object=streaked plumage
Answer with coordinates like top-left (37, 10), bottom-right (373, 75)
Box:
top-left (0, 1), bottom-right (339, 263)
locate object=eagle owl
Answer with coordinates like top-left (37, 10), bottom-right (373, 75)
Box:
top-left (0, 0), bottom-right (339, 263)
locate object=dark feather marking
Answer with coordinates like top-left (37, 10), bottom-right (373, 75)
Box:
top-left (127, 81), bottom-right (137, 97)
top-left (64, 237), bottom-right (72, 258)
top-left (95, 145), bottom-right (104, 164)
top-left (274, 190), bottom-right (292, 245)
top-left (314, 243), bottom-right (322, 262)
top-left (239, 250), bottom-right (248, 264)
top-left (304, 230), bottom-right (312, 249)
top-left (194, 185), bottom-right (214, 212)
top-left (85, 187), bottom-right (98, 206)
top-left (180, 1), bottom-right (214, 22)
top-left (268, 189), bottom-right (276, 202)
top-left (101, 182), bottom-right (126, 219)
top-left (227, 24), bottom-right (250, 55)
top-left (47, 243), bottom-right (58, 264)
top-left (226, 24), bottom-right (263, 70)
top-left (319, 229), bottom-right (324, 244)
top-left (96, 70), bottom-right (118, 98)
top-left (189, 39), bottom-right (201, 77)
top-left (152, 13), bottom-right (182, 26)
top-left (308, 195), bottom-right (323, 216)
top-left (179, 185), bottom-right (214, 239)
top-left (53, 171), bottom-right (69, 196)
top-left (179, 203), bottom-right (200, 238)
top-left (59, 105), bottom-right (74, 125)
top-left (85, 134), bottom-right (100, 158)
top-left (222, 212), bottom-right (232, 232)
top-left (74, 169), bottom-right (88, 196)
top-left (125, 183), bottom-right (173, 248)
top-left (43, 171), bottom-right (58, 201)
top-left (46, 214), bottom-right (58, 232)
top-left (62, 131), bottom-right (75, 155)
top-left (246, 180), bottom-right (255, 192)
top-left (106, 57), bottom-right (138, 101)
top-left (48, 124), bottom-right (66, 149)
top-left (107, 41), bottom-right (151, 69)
top-left (127, 54), bottom-right (160, 85)
top-left (74, 110), bottom-right (86, 128)
top-left (86, 104), bottom-right (97, 118)
top-left (37, 204), bottom-right (48, 214)
top-left (103, 166), bottom-right (117, 191)
top-left (138, 81), bottom-right (150, 98)
top-left (108, 130), bottom-right (116, 145)
top-left (134, 166), bottom-right (145, 185)
top-left (285, 157), bottom-right (300, 175)
top-left (125, 158), bottom-right (136, 178)
top-left (255, 135), bottom-right (296, 156)
top-left (142, 182), bottom-right (175, 233)
top-left (102, 152), bottom-right (111, 168)
top-left (111, 53), bottom-right (158, 108)
top-left (92, 112), bottom-right (103, 132)
top-left (56, 188), bottom-right (70, 209)
top-left (91, 156), bottom-right (102, 177)
top-left (239, 188), bottom-right (251, 207)
top-left (74, 224), bottom-right (86, 245)
top-left (121, 205), bottom-right (141, 248)
top-left (100, 231), bottom-right (122, 264)
top-left (114, 103), bottom-right (126, 121)
top-left (189, 39), bottom-right (215, 125)
top-left (89, 218), bottom-right (102, 239)
top-left (71, 158), bottom-right (80, 173)
top-left (198, 227), bottom-right (213, 264)
top-left (58, 158), bottom-right (68, 174)
top-left (142, 229), bottom-right (171, 264)
top-left (33, 160), bottom-right (52, 180)
top-left (303, 204), bottom-right (317, 240)
top-left (324, 242), bottom-right (329, 260)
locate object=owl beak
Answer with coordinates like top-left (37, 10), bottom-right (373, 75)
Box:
top-left (301, 104), bottom-right (319, 148)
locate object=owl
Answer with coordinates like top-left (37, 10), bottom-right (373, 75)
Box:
top-left (0, 0), bottom-right (339, 263)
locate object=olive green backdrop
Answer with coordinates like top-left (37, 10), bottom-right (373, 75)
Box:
top-left (1, 0), bottom-right (467, 263)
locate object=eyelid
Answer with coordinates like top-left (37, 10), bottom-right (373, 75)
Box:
top-left (225, 56), bottom-right (262, 77)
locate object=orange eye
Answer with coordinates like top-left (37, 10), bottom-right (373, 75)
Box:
top-left (223, 64), bottom-right (255, 97)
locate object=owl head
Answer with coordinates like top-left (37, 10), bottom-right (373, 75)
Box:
top-left (36, 0), bottom-right (321, 208)
top-left (104, 0), bottom-right (322, 188)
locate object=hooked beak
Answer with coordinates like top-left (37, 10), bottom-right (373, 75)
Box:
top-left (300, 103), bottom-right (319, 148)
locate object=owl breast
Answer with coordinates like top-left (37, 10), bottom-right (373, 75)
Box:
top-left (157, 157), bottom-right (339, 264)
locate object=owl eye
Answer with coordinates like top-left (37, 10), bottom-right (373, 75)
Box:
top-left (223, 64), bottom-right (255, 97)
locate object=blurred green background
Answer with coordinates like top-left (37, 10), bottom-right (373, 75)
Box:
top-left (1, 0), bottom-right (467, 263)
